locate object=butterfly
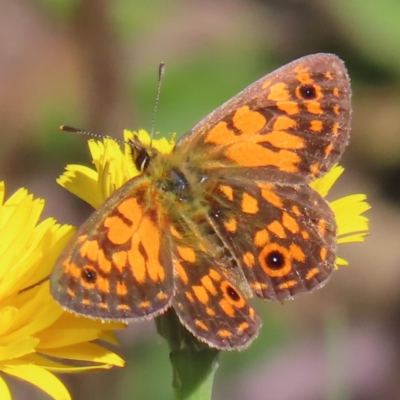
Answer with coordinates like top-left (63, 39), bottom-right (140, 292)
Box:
top-left (50, 53), bottom-right (351, 350)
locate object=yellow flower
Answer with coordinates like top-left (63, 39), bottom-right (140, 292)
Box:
top-left (310, 165), bottom-right (370, 266)
top-left (0, 182), bottom-right (124, 400)
top-left (58, 129), bottom-right (370, 269)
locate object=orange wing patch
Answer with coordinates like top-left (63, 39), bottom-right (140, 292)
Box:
top-left (233, 106), bottom-right (267, 135)
top-left (266, 82), bottom-right (291, 100)
top-left (241, 192), bottom-right (259, 214)
top-left (254, 229), bottom-right (269, 247)
top-left (276, 101), bottom-right (300, 115)
top-left (282, 212), bottom-right (300, 234)
top-left (267, 220), bottom-right (286, 239)
top-left (177, 246), bottom-right (196, 263)
top-left (310, 120), bottom-right (323, 133)
top-left (226, 144), bottom-right (301, 171)
top-left (273, 115), bottom-right (297, 131)
top-left (305, 101), bottom-right (323, 115)
top-left (264, 131), bottom-right (305, 150)
top-left (219, 184), bottom-right (234, 201)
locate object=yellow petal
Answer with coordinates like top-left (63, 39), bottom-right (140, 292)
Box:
top-left (1, 287), bottom-right (63, 344)
top-left (39, 342), bottom-right (124, 367)
top-left (0, 336), bottom-right (39, 361)
top-left (57, 164), bottom-right (100, 208)
top-left (2, 361), bottom-right (71, 400)
top-left (98, 330), bottom-right (120, 345)
top-left (37, 328), bottom-right (106, 349)
top-left (100, 138), bottom-right (130, 191)
top-left (0, 307), bottom-right (18, 336)
top-left (0, 194), bottom-right (43, 267)
top-left (337, 233), bottom-right (369, 244)
top-left (128, 129), bottom-right (175, 155)
top-left (48, 311), bottom-right (124, 331)
top-left (21, 221), bottom-right (75, 289)
top-left (310, 165), bottom-right (344, 197)
top-left (0, 375), bottom-right (11, 400)
top-left (21, 353), bottom-right (117, 372)
top-left (336, 257), bottom-right (349, 266)
top-left (330, 194), bottom-right (370, 237)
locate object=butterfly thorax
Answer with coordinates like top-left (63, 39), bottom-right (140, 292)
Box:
top-left (141, 146), bottom-right (213, 214)
top-left (135, 145), bottom-right (223, 253)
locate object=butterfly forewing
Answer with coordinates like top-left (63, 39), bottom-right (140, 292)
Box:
top-left (176, 53), bottom-right (351, 184)
top-left (50, 177), bottom-right (174, 320)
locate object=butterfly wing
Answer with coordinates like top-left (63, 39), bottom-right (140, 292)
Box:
top-left (50, 177), bottom-right (174, 320)
top-left (170, 237), bottom-right (261, 350)
top-left (172, 53), bottom-right (351, 302)
top-left (176, 53), bottom-right (351, 184)
top-left (206, 177), bottom-right (336, 301)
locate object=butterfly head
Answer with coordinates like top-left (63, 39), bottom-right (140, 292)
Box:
top-left (127, 135), bottom-right (161, 173)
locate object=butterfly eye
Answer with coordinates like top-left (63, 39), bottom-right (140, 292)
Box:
top-left (299, 84), bottom-right (317, 99)
top-left (135, 149), bottom-right (151, 172)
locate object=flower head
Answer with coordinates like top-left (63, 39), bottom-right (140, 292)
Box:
top-left (0, 182), bottom-right (124, 400)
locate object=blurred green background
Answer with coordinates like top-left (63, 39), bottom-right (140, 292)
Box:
top-left (1, 0), bottom-right (398, 399)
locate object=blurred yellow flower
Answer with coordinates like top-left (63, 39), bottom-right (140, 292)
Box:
top-left (0, 182), bottom-right (124, 400)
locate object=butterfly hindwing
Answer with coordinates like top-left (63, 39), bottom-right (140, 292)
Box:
top-left (171, 242), bottom-right (261, 350)
top-left (206, 177), bottom-right (337, 301)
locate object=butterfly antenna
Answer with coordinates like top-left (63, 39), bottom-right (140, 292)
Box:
top-left (61, 63), bottom-right (166, 148)
top-left (150, 62), bottom-right (165, 144)
top-left (59, 125), bottom-right (127, 146)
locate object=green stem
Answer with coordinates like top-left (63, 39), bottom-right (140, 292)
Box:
top-left (325, 305), bottom-right (350, 400)
top-left (156, 309), bottom-right (220, 400)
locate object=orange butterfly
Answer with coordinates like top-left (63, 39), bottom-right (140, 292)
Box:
top-left (51, 53), bottom-right (351, 350)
